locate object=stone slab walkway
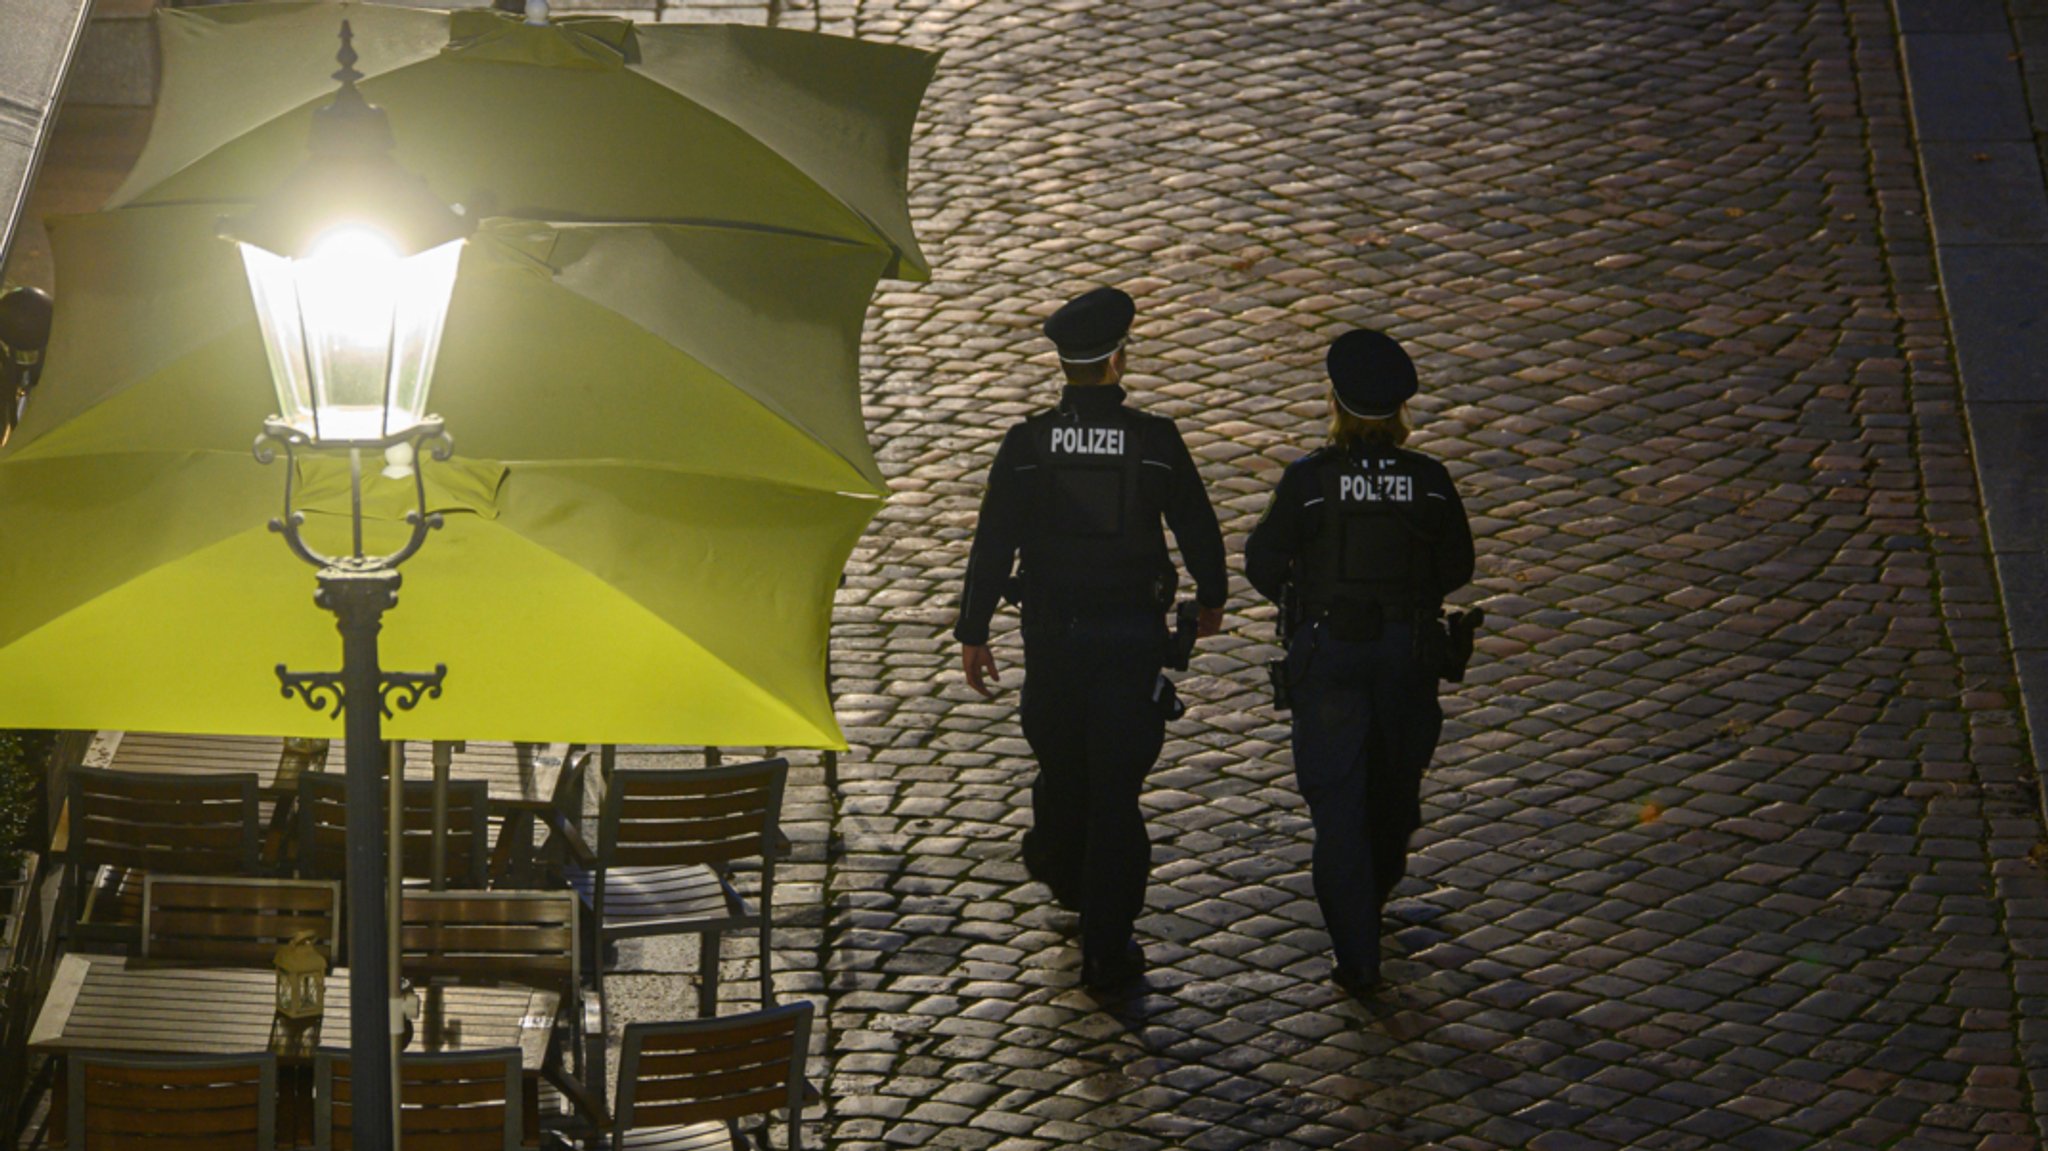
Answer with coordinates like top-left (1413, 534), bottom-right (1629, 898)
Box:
top-left (1897, 0), bottom-right (2048, 805)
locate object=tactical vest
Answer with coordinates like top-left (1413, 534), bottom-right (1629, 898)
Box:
top-left (1020, 406), bottom-right (1172, 605)
top-left (1298, 449), bottom-right (1435, 613)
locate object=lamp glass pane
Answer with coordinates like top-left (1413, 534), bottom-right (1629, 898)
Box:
top-left (387, 239), bottom-right (464, 431)
top-left (238, 243), bottom-right (315, 437)
top-left (296, 226), bottom-right (404, 442)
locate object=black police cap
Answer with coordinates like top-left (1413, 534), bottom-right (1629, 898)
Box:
top-left (1044, 287), bottom-right (1135, 363)
top-left (1327, 328), bottom-right (1416, 418)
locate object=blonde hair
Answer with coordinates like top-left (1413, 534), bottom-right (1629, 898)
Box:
top-left (1330, 396), bottom-right (1410, 449)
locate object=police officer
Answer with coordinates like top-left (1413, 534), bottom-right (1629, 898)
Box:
top-left (956, 286), bottom-right (1228, 992)
top-left (1244, 328), bottom-right (1474, 996)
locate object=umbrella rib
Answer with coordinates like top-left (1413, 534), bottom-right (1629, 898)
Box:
top-left (110, 8), bottom-right (448, 209)
top-left (501, 460), bottom-right (884, 501)
top-left (119, 83), bottom-right (909, 269)
top-left (624, 32), bottom-right (930, 275)
top-left (120, 198), bottom-right (905, 275)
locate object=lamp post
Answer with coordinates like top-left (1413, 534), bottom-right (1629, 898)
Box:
top-left (226, 23), bottom-right (470, 1151)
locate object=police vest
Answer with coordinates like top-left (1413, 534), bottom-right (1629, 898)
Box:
top-left (1298, 449), bottom-right (1436, 611)
top-left (1020, 406), bottom-right (1172, 602)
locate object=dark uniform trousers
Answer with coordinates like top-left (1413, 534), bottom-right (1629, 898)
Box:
top-left (1017, 608), bottom-right (1167, 960)
top-left (1286, 617), bottom-right (1440, 980)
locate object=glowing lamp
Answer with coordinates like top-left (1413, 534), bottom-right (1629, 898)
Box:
top-left (224, 20), bottom-right (470, 446)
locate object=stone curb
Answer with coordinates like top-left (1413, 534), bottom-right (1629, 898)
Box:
top-left (1895, 0), bottom-right (2048, 815)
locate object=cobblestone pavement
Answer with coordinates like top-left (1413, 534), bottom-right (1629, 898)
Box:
top-left (9, 1), bottom-right (2046, 1149)
top-left (814, 0), bottom-right (2048, 1147)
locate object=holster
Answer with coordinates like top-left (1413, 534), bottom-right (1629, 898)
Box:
top-left (1436, 606), bottom-right (1485, 683)
top-left (1153, 673), bottom-right (1186, 721)
top-left (1165, 600), bottom-right (1200, 671)
top-left (1266, 658), bottom-right (1291, 713)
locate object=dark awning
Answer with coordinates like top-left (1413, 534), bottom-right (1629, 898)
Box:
top-left (0, 0), bottom-right (94, 275)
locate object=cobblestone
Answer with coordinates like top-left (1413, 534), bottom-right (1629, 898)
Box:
top-left (817, 0), bottom-right (2047, 1146)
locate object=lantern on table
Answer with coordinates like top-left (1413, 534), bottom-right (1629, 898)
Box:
top-left (275, 930), bottom-right (329, 1020)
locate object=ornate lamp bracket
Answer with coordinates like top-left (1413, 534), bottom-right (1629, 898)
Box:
top-left (253, 417), bottom-right (455, 572)
top-left (261, 417), bottom-right (456, 725)
top-left (276, 665), bottom-right (447, 721)
top-left (278, 668), bottom-right (347, 718)
top-left (381, 666), bottom-right (448, 718)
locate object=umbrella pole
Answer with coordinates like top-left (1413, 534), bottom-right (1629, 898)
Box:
top-left (388, 737), bottom-right (407, 1146)
top-left (325, 567), bottom-right (402, 1151)
top-left (431, 740), bottom-right (453, 891)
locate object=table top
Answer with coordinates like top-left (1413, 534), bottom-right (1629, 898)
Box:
top-left (29, 953), bottom-right (557, 1070)
top-left (85, 735), bottom-right (571, 813)
top-left (330, 741), bottom-right (571, 812)
top-left (83, 732), bottom-right (319, 799)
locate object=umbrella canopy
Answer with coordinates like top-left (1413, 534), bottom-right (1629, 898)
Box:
top-left (112, 2), bottom-right (935, 279)
top-left (0, 204), bottom-right (891, 746)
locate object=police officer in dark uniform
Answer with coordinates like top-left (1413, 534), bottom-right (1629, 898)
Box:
top-left (1244, 328), bottom-right (1474, 996)
top-left (956, 286), bottom-right (1228, 992)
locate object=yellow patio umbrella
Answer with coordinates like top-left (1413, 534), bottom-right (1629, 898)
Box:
top-left (112, 2), bottom-right (934, 279)
top-left (0, 203), bottom-right (892, 746)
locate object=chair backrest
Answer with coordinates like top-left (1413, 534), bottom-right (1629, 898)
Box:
top-left (616, 1001), bottom-right (812, 1151)
top-left (142, 875), bottom-right (341, 966)
top-left (599, 759), bottom-right (787, 872)
top-left (296, 773), bottom-right (490, 888)
top-left (67, 767), bottom-right (261, 875)
top-left (399, 889), bottom-right (577, 998)
top-left (69, 1052), bottom-right (277, 1151)
top-left (314, 1048), bottom-right (521, 1151)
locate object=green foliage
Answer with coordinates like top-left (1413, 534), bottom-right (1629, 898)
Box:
top-left (0, 731), bottom-right (50, 863)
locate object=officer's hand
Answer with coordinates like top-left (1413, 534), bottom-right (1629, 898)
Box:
top-left (1197, 605), bottom-right (1225, 638)
top-left (962, 644), bottom-right (1001, 698)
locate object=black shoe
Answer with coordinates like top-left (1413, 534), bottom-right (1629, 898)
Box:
top-left (1082, 941), bottom-right (1146, 992)
top-left (1333, 964), bottom-right (1382, 999)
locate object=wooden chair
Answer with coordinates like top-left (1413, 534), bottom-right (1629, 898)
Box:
top-left (582, 749), bottom-right (794, 862)
top-left (296, 773), bottom-right (491, 890)
top-left (63, 768), bottom-right (262, 950)
top-left (314, 1049), bottom-right (521, 1151)
top-left (141, 875), bottom-right (340, 966)
top-left (68, 1052), bottom-right (277, 1151)
top-left (399, 889), bottom-right (581, 1007)
top-left (565, 759), bottom-right (787, 1017)
top-left (399, 890), bottom-right (602, 1126)
top-left (613, 1002), bottom-right (812, 1151)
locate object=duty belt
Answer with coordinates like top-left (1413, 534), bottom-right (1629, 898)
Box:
top-left (1033, 584), bottom-right (1166, 614)
top-left (1302, 598), bottom-right (1432, 642)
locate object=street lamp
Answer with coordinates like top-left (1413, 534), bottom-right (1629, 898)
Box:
top-left (226, 22), bottom-right (471, 1151)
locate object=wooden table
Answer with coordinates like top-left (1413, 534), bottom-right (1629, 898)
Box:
top-left (323, 741), bottom-right (571, 814)
top-left (56, 732), bottom-right (322, 869)
top-left (332, 741), bottom-right (574, 883)
top-left (31, 953), bottom-right (557, 1066)
top-left (82, 731), bottom-right (319, 799)
top-left (83, 735), bottom-right (569, 814)
top-left (31, 953), bottom-right (559, 1141)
